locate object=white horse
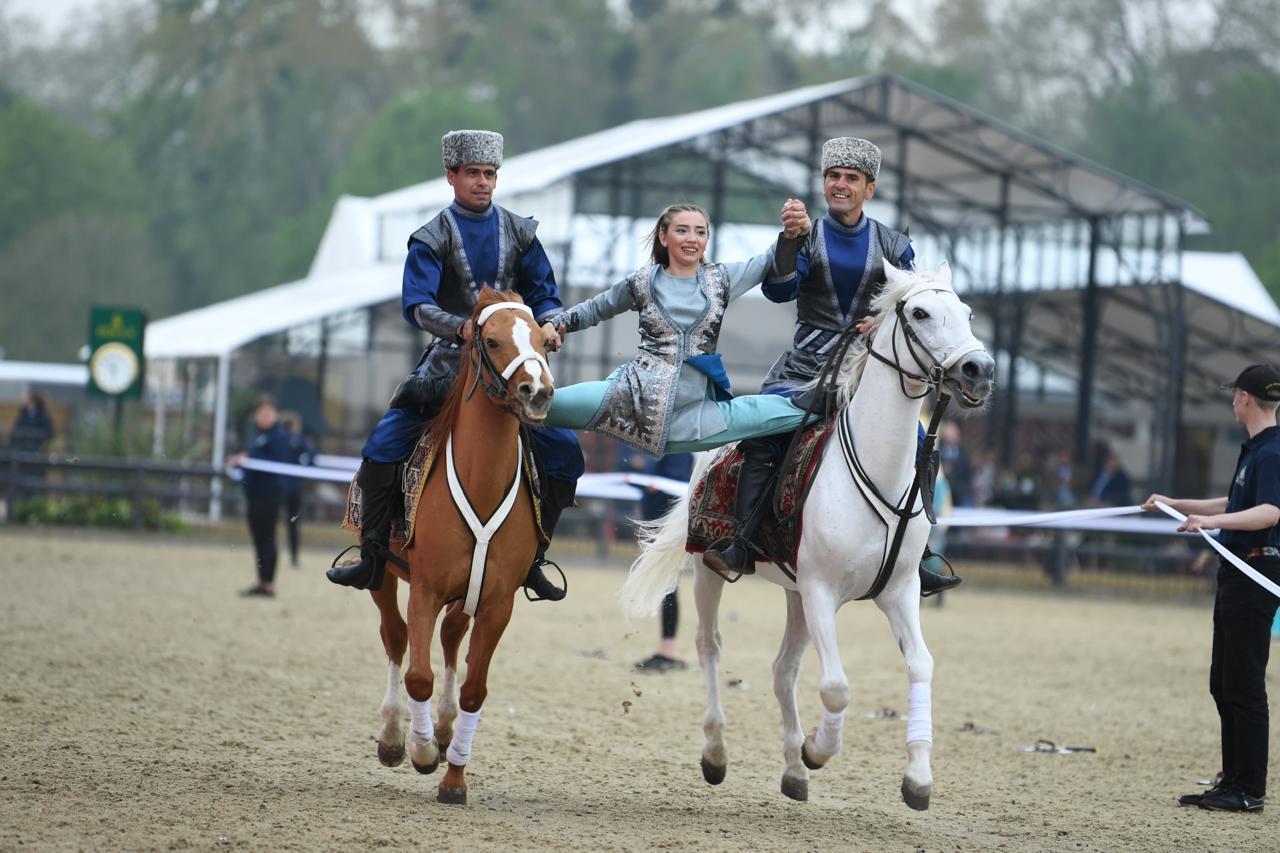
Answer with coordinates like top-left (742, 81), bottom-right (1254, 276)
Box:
top-left (619, 261), bottom-right (995, 807)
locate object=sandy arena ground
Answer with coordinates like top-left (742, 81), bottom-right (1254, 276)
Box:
top-left (1, 528), bottom-right (1277, 851)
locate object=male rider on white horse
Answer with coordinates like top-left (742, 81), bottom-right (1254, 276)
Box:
top-left (703, 137), bottom-right (962, 595)
top-left (327, 130), bottom-right (583, 601)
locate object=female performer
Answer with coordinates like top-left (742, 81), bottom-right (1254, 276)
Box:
top-left (544, 203), bottom-right (812, 457)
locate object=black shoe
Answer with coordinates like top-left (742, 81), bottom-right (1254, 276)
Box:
top-left (1198, 787), bottom-right (1264, 812)
top-left (703, 540), bottom-right (755, 579)
top-left (634, 653), bottom-right (687, 673)
top-left (524, 560), bottom-right (566, 602)
top-left (326, 550), bottom-right (382, 590)
top-left (240, 584), bottom-right (275, 598)
top-left (1179, 780), bottom-right (1226, 807)
top-left (919, 565), bottom-right (962, 597)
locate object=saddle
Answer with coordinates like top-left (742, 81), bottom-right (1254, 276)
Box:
top-left (686, 417), bottom-right (835, 576)
top-left (343, 426), bottom-right (546, 548)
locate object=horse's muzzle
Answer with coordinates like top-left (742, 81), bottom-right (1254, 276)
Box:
top-left (948, 351), bottom-right (995, 408)
top-left (517, 383), bottom-right (553, 421)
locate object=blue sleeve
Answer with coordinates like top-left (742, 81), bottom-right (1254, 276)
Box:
top-left (763, 249), bottom-right (808, 303)
top-left (1254, 453), bottom-right (1280, 509)
top-left (401, 240), bottom-right (446, 327)
top-left (898, 243), bottom-right (915, 271)
top-left (517, 237), bottom-right (564, 324)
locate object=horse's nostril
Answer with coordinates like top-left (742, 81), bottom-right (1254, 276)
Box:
top-left (962, 361), bottom-right (978, 377)
top-left (518, 383), bottom-right (533, 397)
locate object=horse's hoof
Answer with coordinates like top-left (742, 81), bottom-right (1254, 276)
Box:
top-left (781, 775), bottom-right (809, 802)
top-left (901, 780), bottom-right (931, 811)
top-left (409, 738), bottom-right (440, 774)
top-left (437, 786), bottom-right (467, 805)
top-left (700, 756), bottom-right (727, 786)
top-left (377, 741), bottom-right (405, 767)
top-left (801, 740), bottom-right (826, 771)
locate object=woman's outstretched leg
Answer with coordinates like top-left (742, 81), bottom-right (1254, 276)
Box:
top-left (543, 381), bottom-right (610, 430)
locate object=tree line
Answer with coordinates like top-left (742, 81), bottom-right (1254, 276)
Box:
top-left (1, 0), bottom-right (1277, 361)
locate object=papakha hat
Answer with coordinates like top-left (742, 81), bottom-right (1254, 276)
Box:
top-left (821, 137), bottom-right (881, 181)
top-left (1221, 364), bottom-right (1280, 401)
top-left (442, 130), bottom-right (503, 171)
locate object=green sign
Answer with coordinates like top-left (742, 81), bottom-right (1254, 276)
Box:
top-left (88, 306), bottom-right (146, 399)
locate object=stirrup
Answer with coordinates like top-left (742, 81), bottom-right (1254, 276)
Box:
top-left (920, 549), bottom-right (961, 598)
top-left (523, 558), bottom-right (567, 603)
top-left (702, 540), bottom-right (752, 584)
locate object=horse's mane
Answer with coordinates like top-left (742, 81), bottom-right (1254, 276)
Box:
top-left (793, 264), bottom-right (954, 409)
top-left (424, 287), bottom-right (527, 451)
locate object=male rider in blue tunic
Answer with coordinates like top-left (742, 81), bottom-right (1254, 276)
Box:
top-left (327, 130), bottom-right (583, 601)
top-left (703, 137), bottom-right (961, 595)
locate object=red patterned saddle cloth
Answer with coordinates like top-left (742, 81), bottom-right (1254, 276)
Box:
top-left (342, 428), bottom-right (543, 548)
top-left (686, 418), bottom-right (834, 569)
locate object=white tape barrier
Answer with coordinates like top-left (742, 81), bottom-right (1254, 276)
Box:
top-left (1153, 501), bottom-right (1280, 600)
top-left (228, 458), bottom-right (689, 501)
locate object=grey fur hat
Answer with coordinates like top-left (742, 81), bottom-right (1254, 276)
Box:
top-left (821, 137), bottom-right (880, 180)
top-left (441, 130), bottom-right (504, 170)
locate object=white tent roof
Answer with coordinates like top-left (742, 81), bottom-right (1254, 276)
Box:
top-left (144, 262), bottom-right (402, 360)
top-left (0, 361), bottom-right (88, 386)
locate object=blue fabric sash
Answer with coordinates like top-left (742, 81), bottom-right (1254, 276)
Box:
top-left (685, 354), bottom-right (733, 402)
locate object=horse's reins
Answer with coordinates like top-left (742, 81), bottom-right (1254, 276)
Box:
top-left (838, 282), bottom-right (984, 600)
top-left (449, 301), bottom-right (550, 616)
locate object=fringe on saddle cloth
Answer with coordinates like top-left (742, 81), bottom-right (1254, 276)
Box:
top-left (342, 427), bottom-right (547, 548)
top-left (686, 417), bottom-right (834, 568)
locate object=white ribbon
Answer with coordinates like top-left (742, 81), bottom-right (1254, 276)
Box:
top-left (1153, 501), bottom-right (1280, 600)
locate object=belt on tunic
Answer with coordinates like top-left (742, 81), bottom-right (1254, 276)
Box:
top-left (793, 324), bottom-right (844, 355)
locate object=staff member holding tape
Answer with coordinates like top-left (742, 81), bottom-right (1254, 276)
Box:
top-left (1145, 363), bottom-right (1280, 813)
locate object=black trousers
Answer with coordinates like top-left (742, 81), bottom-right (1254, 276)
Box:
top-left (247, 492), bottom-right (281, 586)
top-left (283, 488), bottom-right (302, 563)
top-left (660, 591), bottom-right (678, 640)
top-left (1210, 557), bottom-right (1280, 798)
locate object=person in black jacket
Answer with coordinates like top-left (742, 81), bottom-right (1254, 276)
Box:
top-left (1148, 364), bottom-right (1280, 813)
top-left (235, 397), bottom-right (294, 598)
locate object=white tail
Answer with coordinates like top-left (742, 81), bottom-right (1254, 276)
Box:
top-left (617, 452), bottom-right (716, 617)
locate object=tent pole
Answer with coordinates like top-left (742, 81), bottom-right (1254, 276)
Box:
top-left (210, 352), bottom-right (230, 523)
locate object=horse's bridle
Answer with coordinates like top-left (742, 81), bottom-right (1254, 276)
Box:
top-left (866, 283), bottom-right (987, 400)
top-left (465, 302), bottom-right (552, 412)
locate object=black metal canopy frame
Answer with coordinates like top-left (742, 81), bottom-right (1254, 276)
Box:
top-left (557, 75), bottom-right (1234, 492)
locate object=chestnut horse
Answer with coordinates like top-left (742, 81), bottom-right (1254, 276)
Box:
top-left (364, 288), bottom-right (554, 805)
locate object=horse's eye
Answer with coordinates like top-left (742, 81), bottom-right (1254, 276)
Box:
top-left (912, 307), bottom-right (929, 321)
top-left (485, 338), bottom-right (499, 349)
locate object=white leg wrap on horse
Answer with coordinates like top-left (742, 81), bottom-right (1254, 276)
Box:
top-left (446, 708), bottom-right (482, 766)
top-left (814, 708), bottom-right (845, 756)
top-left (906, 682), bottom-right (933, 744)
top-left (407, 697), bottom-right (434, 743)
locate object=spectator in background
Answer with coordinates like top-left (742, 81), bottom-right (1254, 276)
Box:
top-left (280, 412), bottom-right (317, 569)
top-left (234, 396), bottom-right (294, 598)
top-left (634, 452), bottom-right (695, 673)
top-left (970, 448), bottom-right (996, 507)
top-left (9, 391), bottom-right (53, 453)
top-left (939, 421), bottom-right (972, 507)
top-left (1090, 452), bottom-right (1132, 507)
top-left (1049, 449), bottom-right (1075, 508)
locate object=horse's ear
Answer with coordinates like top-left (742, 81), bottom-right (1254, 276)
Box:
top-left (935, 260), bottom-right (952, 285)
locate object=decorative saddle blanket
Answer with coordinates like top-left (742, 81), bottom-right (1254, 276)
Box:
top-left (343, 427), bottom-right (544, 548)
top-left (686, 417), bottom-right (834, 571)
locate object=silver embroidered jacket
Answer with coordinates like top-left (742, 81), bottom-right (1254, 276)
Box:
top-left (762, 215), bottom-right (911, 395)
top-left (405, 204), bottom-right (540, 396)
top-left (547, 243), bottom-right (795, 455)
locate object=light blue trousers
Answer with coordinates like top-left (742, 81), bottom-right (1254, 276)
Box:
top-left (545, 381), bottom-right (811, 454)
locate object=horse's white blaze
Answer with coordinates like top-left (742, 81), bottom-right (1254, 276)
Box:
top-left (510, 317), bottom-right (547, 395)
top-left (625, 263), bottom-right (989, 806)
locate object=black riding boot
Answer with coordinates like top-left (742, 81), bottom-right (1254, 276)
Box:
top-left (326, 460), bottom-right (400, 591)
top-left (524, 477), bottom-right (575, 602)
top-left (703, 441), bottom-right (777, 578)
top-left (918, 547), bottom-right (963, 596)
